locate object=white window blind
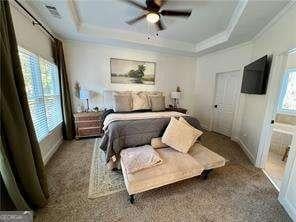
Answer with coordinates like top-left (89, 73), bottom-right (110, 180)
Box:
top-left (18, 47), bottom-right (63, 141)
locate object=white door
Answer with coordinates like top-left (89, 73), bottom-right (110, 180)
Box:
top-left (279, 133), bottom-right (296, 221)
top-left (213, 71), bottom-right (240, 137)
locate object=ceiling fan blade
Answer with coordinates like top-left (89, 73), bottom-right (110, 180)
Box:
top-left (156, 19), bottom-right (166, 31)
top-left (160, 9), bottom-right (192, 17)
top-left (126, 14), bottom-right (147, 25)
top-left (120, 0), bottom-right (147, 10)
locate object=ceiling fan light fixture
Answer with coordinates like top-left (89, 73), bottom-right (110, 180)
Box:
top-left (146, 13), bottom-right (160, 23)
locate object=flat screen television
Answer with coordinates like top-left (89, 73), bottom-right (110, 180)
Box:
top-left (241, 55), bottom-right (271, 94)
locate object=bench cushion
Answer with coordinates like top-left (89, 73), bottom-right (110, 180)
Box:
top-left (121, 148), bottom-right (204, 195)
top-left (189, 143), bottom-right (226, 170)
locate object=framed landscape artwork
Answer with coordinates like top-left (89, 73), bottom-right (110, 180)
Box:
top-left (110, 58), bottom-right (156, 85)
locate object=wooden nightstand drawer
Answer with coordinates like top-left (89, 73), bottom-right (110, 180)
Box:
top-left (76, 116), bottom-right (100, 121)
top-left (74, 112), bottom-right (103, 139)
top-left (78, 127), bottom-right (100, 137)
top-left (76, 120), bottom-right (101, 128)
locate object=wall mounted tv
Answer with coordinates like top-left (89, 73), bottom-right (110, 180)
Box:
top-left (241, 55), bottom-right (271, 94)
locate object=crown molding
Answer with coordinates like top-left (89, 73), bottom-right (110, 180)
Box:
top-left (78, 22), bottom-right (196, 52)
top-left (68, 0), bottom-right (81, 31)
top-left (195, 0), bottom-right (248, 53)
top-left (68, 0), bottom-right (248, 54)
top-left (252, 0), bottom-right (296, 41)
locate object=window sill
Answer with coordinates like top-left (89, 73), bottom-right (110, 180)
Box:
top-left (39, 122), bottom-right (63, 144)
top-left (277, 110), bottom-right (296, 116)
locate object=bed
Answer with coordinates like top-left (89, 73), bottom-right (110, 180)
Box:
top-left (99, 110), bottom-right (203, 163)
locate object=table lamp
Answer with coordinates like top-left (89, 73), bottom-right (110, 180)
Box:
top-left (171, 91), bottom-right (181, 108)
top-left (79, 89), bottom-right (90, 112)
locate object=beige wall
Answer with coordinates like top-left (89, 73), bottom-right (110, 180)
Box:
top-left (10, 2), bottom-right (63, 164)
top-left (194, 43), bottom-right (252, 130)
top-left (63, 40), bottom-right (197, 115)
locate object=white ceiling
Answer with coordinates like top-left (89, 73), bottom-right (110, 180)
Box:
top-left (26, 0), bottom-right (292, 56)
top-left (76, 0), bottom-right (237, 43)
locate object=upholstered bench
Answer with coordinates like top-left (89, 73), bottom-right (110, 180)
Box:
top-left (121, 143), bottom-right (225, 204)
top-left (189, 143), bottom-right (226, 179)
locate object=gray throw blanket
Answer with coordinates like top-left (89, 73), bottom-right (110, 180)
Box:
top-left (99, 116), bottom-right (202, 162)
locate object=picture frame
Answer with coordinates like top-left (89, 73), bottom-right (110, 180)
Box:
top-left (110, 58), bottom-right (156, 85)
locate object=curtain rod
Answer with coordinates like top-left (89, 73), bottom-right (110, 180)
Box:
top-left (14, 0), bottom-right (55, 40)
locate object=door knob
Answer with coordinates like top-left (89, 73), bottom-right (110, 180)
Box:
top-left (271, 120), bottom-right (275, 124)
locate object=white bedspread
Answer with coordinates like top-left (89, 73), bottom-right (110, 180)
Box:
top-left (103, 111), bottom-right (188, 130)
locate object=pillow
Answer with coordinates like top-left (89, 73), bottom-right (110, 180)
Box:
top-left (179, 117), bottom-right (203, 146)
top-left (151, 137), bottom-right (168, 149)
top-left (146, 91), bottom-right (162, 107)
top-left (149, 95), bottom-right (165, 111)
top-left (162, 117), bottom-right (201, 153)
top-left (132, 92), bottom-right (150, 110)
top-left (113, 94), bottom-right (132, 112)
top-left (120, 145), bottom-right (163, 174)
top-left (114, 91), bottom-right (131, 95)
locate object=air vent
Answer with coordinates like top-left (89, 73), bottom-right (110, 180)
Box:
top-left (45, 5), bottom-right (61, 19)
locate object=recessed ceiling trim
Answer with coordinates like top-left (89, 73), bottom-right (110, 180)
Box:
top-left (62, 0), bottom-right (289, 55)
top-left (78, 22), bottom-right (196, 52)
top-left (68, 0), bottom-right (81, 31)
top-left (195, 0), bottom-right (248, 53)
top-left (253, 1), bottom-right (296, 41)
top-left (68, 0), bottom-right (248, 54)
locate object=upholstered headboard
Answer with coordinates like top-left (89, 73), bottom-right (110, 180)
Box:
top-left (103, 90), bottom-right (165, 109)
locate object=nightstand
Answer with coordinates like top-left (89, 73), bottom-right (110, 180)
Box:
top-left (165, 107), bottom-right (187, 114)
top-left (74, 112), bottom-right (102, 139)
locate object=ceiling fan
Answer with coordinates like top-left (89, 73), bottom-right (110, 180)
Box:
top-left (122, 0), bottom-right (192, 31)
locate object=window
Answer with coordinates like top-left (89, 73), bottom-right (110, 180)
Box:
top-left (18, 47), bottom-right (63, 141)
top-left (278, 69), bottom-right (296, 114)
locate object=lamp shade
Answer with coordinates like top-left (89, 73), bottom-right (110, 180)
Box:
top-left (171, 91), bottom-right (181, 99)
top-left (79, 89), bottom-right (90, 100)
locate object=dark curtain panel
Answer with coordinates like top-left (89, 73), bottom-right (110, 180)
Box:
top-left (0, 0), bottom-right (48, 210)
top-left (52, 39), bottom-right (75, 140)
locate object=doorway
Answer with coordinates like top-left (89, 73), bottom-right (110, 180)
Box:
top-left (257, 49), bottom-right (296, 220)
top-left (212, 71), bottom-right (241, 137)
top-left (263, 52), bottom-right (296, 190)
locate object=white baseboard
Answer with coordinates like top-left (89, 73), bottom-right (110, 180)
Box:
top-left (43, 138), bottom-right (63, 165)
top-left (279, 195), bottom-right (296, 221)
top-left (262, 169), bottom-right (280, 191)
top-left (232, 136), bottom-right (256, 164)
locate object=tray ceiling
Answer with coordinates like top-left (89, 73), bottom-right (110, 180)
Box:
top-left (26, 0), bottom-right (291, 55)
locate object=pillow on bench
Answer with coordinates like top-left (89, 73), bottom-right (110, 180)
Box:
top-left (162, 117), bottom-right (202, 153)
top-left (120, 145), bottom-right (163, 174)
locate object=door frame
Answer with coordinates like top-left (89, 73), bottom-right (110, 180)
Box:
top-left (256, 52), bottom-right (289, 168)
top-left (256, 48), bottom-right (296, 220)
top-left (279, 134), bottom-right (296, 221)
top-left (209, 69), bottom-right (243, 138)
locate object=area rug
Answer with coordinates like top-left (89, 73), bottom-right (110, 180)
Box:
top-left (88, 138), bottom-right (125, 198)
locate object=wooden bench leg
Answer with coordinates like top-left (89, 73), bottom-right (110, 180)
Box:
top-left (129, 194), bottom-right (135, 204)
top-left (202, 169), bottom-right (213, 180)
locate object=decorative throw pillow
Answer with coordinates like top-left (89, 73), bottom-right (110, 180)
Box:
top-left (162, 117), bottom-right (201, 153)
top-left (132, 92), bottom-right (150, 110)
top-left (151, 137), bottom-right (168, 149)
top-left (179, 117), bottom-right (203, 146)
top-left (113, 94), bottom-right (132, 112)
top-left (150, 95), bottom-right (165, 111)
top-left (146, 91), bottom-right (162, 107)
top-left (120, 145), bottom-right (163, 174)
